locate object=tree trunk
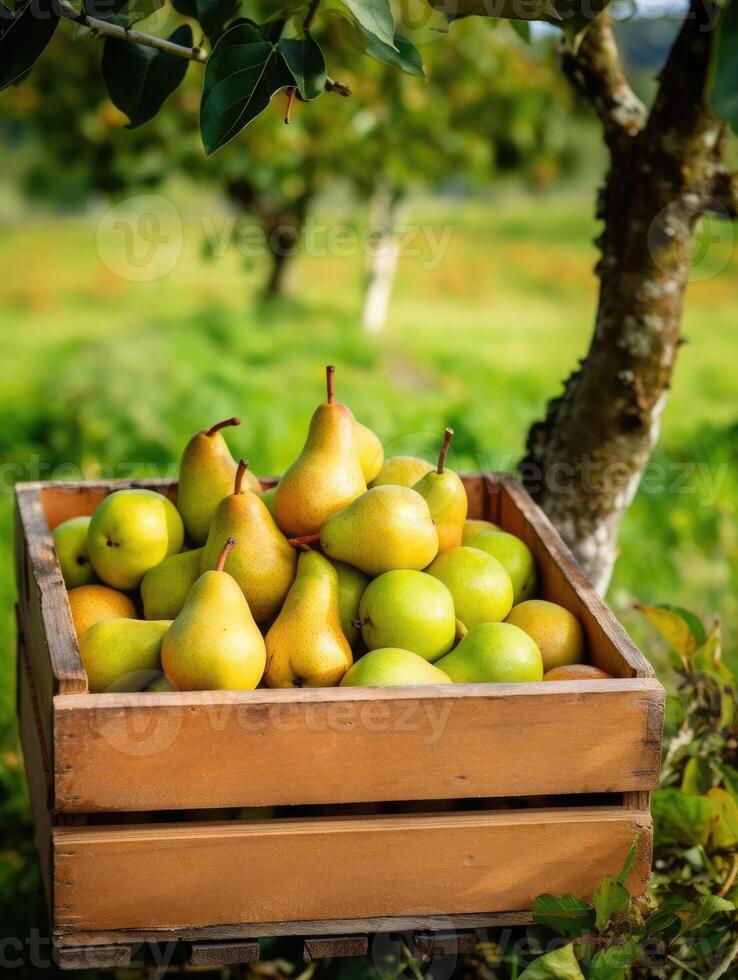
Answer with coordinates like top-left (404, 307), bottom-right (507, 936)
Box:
top-left (362, 182), bottom-right (402, 334)
top-left (520, 5), bottom-right (736, 592)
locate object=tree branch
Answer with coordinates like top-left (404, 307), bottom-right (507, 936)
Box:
top-left (57, 0), bottom-right (208, 61)
top-left (560, 13), bottom-right (646, 156)
top-left (709, 168), bottom-right (738, 219)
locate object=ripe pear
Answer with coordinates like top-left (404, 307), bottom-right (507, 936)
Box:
top-left (436, 622), bottom-right (543, 683)
top-left (177, 417), bottom-right (260, 545)
top-left (341, 648), bottom-right (452, 687)
top-left (359, 570), bottom-right (456, 662)
top-left (201, 461), bottom-right (296, 622)
top-left (462, 518), bottom-right (499, 543)
top-left (506, 599), bottom-right (585, 672)
top-left (53, 516), bottom-right (96, 588)
top-left (162, 539), bottom-right (266, 691)
top-left (413, 428), bottom-right (467, 553)
top-left (79, 618), bottom-right (171, 693)
top-left (319, 486), bottom-right (439, 577)
top-left (141, 547), bottom-right (204, 620)
top-left (87, 488), bottom-right (184, 590)
top-left (264, 551), bottom-right (352, 688)
top-left (330, 559), bottom-right (370, 647)
top-left (260, 485), bottom-right (278, 520)
top-left (466, 530), bottom-right (537, 604)
top-left (428, 546), bottom-right (513, 629)
top-left (370, 455), bottom-right (433, 488)
top-left (544, 664), bottom-right (611, 681)
top-left (353, 417), bottom-right (384, 483)
top-left (67, 584), bottom-right (137, 639)
top-left (275, 366), bottom-right (366, 536)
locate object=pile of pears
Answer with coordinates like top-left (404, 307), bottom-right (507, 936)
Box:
top-left (53, 366), bottom-right (611, 694)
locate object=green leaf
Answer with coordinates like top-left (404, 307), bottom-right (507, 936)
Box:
top-left (711, 0), bottom-right (738, 133)
top-left (101, 25), bottom-right (192, 129)
top-left (634, 603), bottom-right (704, 661)
top-left (652, 787), bottom-right (716, 848)
top-left (200, 23), bottom-right (294, 156)
top-left (361, 28), bottom-right (424, 77)
top-left (718, 762), bottom-right (738, 803)
top-left (677, 894), bottom-right (735, 937)
top-left (86, 0), bottom-right (165, 26)
top-left (340, 0), bottom-right (395, 47)
top-left (280, 30), bottom-right (326, 100)
top-left (0, 0), bottom-right (59, 91)
top-left (533, 894), bottom-right (595, 938)
top-left (645, 895), bottom-right (690, 936)
top-left (518, 944), bottom-right (585, 980)
top-left (592, 874), bottom-right (630, 932)
top-left (171, 0), bottom-right (238, 41)
top-left (587, 939), bottom-right (640, 980)
top-left (681, 757), bottom-right (715, 796)
top-left (707, 787), bottom-right (738, 850)
top-left (617, 835), bottom-right (639, 885)
top-left (510, 19), bottom-right (531, 42)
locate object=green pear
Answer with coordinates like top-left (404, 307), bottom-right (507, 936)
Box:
top-left (261, 485), bottom-right (278, 520)
top-left (412, 428), bottom-right (467, 553)
top-left (341, 648), bottom-right (452, 687)
top-left (52, 516), bottom-right (96, 588)
top-left (87, 489), bottom-right (184, 591)
top-left (276, 366), bottom-right (366, 536)
top-left (358, 570), bottom-right (455, 662)
top-left (370, 455), bottom-right (434, 488)
top-left (353, 417), bottom-right (384, 483)
top-left (201, 460), bottom-right (296, 622)
top-left (330, 559), bottom-right (370, 647)
top-left (264, 551), bottom-right (352, 688)
top-left (462, 518), bottom-right (499, 543)
top-left (162, 538), bottom-right (266, 691)
top-left (466, 530), bottom-right (537, 604)
top-left (436, 622), bottom-right (543, 683)
top-left (427, 546), bottom-right (513, 628)
top-left (140, 547), bottom-right (204, 620)
top-left (178, 417), bottom-right (260, 545)
top-left (79, 618), bottom-right (171, 693)
top-left (319, 486), bottom-right (439, 577)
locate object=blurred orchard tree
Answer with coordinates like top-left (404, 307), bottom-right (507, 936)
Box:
top-left (2, 8), bottom-right (572, 318)
top-left (1, 0), bottom-right (737, 588)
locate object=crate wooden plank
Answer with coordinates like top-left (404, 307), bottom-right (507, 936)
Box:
top-left (17, 635), bottom-right (53, 909)
top-left (53, 678), bottom-right (663, 812)
top-left (414, 930), bottom-right (478, 956)
top-left (52, 807), bottom-right (651, 933)
top-left (57, 944), bottom-right (132, 969)
top-left (187, 939), bottom-right (260, 966)
top-left (53, 911), bottom-right (534, 948)
top-left (303, 936), bottom-right (368, 960)
top-left (495, 477), bottom-right (653, 679)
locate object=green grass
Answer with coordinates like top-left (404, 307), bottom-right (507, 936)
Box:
top-left (0, 190), bottom-right (736, 941)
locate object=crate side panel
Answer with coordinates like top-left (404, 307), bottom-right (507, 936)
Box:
top-left (53, 808), bottom-right (652, 932)
top-left (53, 681), bottom-right (663, 811)
top-left (38, 480), bottom-right (177, 530)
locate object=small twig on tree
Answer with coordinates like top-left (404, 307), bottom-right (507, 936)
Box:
top-left (56, 0), bottom-right (207, 61)
top-left (560, 13), bottom-right (646, 156)
top-left (303, 0), bottom-right (321, 31)
top-left (325, 77), bottom-right (351, 97)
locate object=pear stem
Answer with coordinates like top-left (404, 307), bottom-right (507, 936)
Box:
top-left (216, 537), bottom-right (235, 572)
top-left (235, 458), bottom-right (249, 495)
top-left (288, 533), bottom-right (320, 551)
top-left (437, 427), bottom-right (454, 474)
top-left (326, 365), bottom-right (335, 404)
top-left (207, 417), bottom-right (241, 437)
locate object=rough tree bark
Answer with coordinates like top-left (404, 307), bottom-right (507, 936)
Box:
top-left (520, 3), bottom-right (737, 592)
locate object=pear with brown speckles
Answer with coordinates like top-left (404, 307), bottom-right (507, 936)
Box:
top-left (264, 551), bottom-right (352, 688)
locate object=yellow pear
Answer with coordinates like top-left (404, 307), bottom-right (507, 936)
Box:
top-left (162, 538), bottom-right (266, 691)
top-left (353, 417), bottom-right (384, 483)
top-left (264, 551), bottom-right (352, 688)
top-left (413, 427), bottom-right (468, 552)
top-left (370, 455), bottom-right (433, 488)
top-left (275, 366), bottom-right (366, 536)
top-left (177, 418), bottom-right (260, 545)
top-left (80, 618), bottom-right (171, 693)
top-left (67, 584), bottom-right (137, 639)
top-left (201, 460), bottom-right (296, 622)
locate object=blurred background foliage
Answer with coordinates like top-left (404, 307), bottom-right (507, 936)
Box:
top-left (0, 3), bottom-right (736, 976)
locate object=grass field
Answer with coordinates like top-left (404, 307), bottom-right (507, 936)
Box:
top-left (0, 190), bottom-right (736, 931)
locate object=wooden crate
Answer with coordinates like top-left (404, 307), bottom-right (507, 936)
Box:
top-left (15, 474), bottom-right (664, 969)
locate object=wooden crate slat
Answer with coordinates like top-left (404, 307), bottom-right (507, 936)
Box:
top-left (303, 936), bottom-right (369, 960)
top-left (187, 939), bottom-right (260, 966)
top-left (53, 677), bottom-right (663, 811)
top-left (414, 930), bottom-right (478, 956)
top-left (57, 944), bottom-right (132, 970)
top-left (52, 807), bottom-right (652, 934)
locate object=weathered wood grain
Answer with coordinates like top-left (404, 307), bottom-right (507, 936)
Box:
top-left (53, 807), bottom-right (652, 933)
